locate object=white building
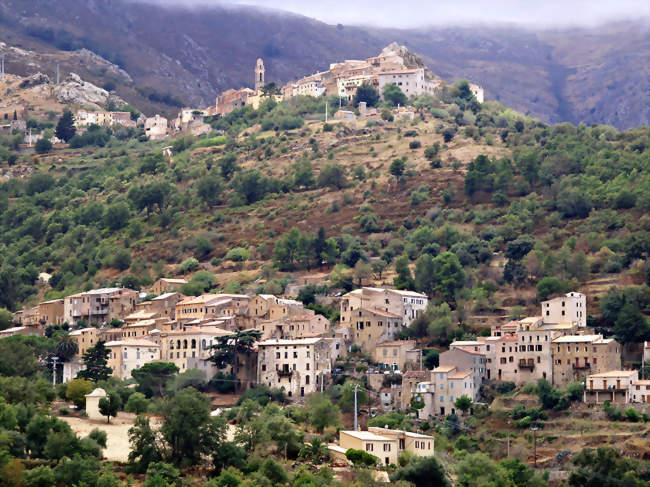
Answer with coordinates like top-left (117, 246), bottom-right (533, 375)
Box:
top-left (105, 339), bottom-right (161, 379)
top-left (377, 68), bottom-right (439, 99)
top-left (541, 292), bottom-right (587, 328)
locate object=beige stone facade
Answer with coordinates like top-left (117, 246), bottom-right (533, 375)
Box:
top-left (151, 278), bottom-right (187, 295)
top-left (69, 327), bottom-right (98, 358)
top-left (552, 335), bottom-right (621, 386)
top-left (372, 340), bottom-right (417, 371)
top-left (175, 294), bottom-right (249, 321)
top-left (39, 299), bottom-right (65, 326)
top-left (257, 338), bottom-right (335, 399)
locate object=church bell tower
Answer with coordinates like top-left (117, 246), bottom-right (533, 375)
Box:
top-left (255, 58), bottom-right (265, 92)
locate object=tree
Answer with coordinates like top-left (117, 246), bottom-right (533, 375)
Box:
top-left (442, 127), bottom-right (456, 143)
top-left (389, 157), bottom-right (406, 181)
top-left (34, 138), bottom-right (53, 154)
top-left (383, 83), bottom-right (407, 107)
top-left (197, 173), bottom-right (223, 208)
top-left (536, 277), bottom-right (565, 301)
top-left (55, 110), bottom-right (76, 142)
top-left (77, 341), bottom-right (113, 382)
top-left (391, 455), bottom-right (450, 487)
top-left (455, 452), bottom-right (509, 487)
top-left (56, 335), bottom-right (78, 361)
top-left (338, 380), bottom-right (368, 413)
top-left (102, 202), bottom-right (131, 231)
top-left (66, 379), bottom-right (93, 409)
top-left (353, 83), bottom-right (379, 107)
top-left (159, 388), bottom-right (225, 467)
top-left (209, 330), bottom-right (261, 393)
top-left (306, 394), bottom-right (342, 432)
top-left (345, 448), bottom-right (378, 467)
top-left (132, 362), bottom-right (179, 397)
top-left (353, 261), bottom-right (372, 287)
top-left (23, 465), bottom-right (55, 487)
top-left (0, 308), bottom-right (14, 331)
top-left (394, 254), bottom-right (415, 290)
top-left (317, 162), bottom-right (347, 189)
top-left (218, 153), bottom-right (240, 180)
top-left (420, 350), bottom-right (438, 370)
top-left (454, 395), bottom-right (473, 415)
top-left (614, 302), bottom-right (650, 345)
top-left (300, 437), bottom-right (329, 464)
top-left (98, 393), bottom-right (121, 423)
top-left (128, 415), bottom-right (162, 473)
top-left (569, 446), bottom-right (647, 487)
top-left (431, 252), bottom-right (466, 302)
top-left (125, 392), bottom-right (150, 414)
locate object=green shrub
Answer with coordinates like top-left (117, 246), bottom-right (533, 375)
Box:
top-left (409, 140), bottom-right (422, 149)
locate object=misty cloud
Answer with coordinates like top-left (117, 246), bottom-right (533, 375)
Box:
top-left (136, 0), bottom-right (650, 28)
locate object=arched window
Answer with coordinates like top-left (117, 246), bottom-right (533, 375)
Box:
top-left (176, 340), bottom-right (181, 349)
top-left (191, 339), bottom-right (196, 349)
top-left (202, 339), bottom-right (207, 350)
top-left (183, 340), bottom-right (188, 349)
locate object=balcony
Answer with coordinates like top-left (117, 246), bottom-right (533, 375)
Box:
top-left (519, 359), bottom-right (535, 370)
top-left (277, 368), bottom-right (293, 378)
top-left (572, 363), bottom-right (591, 370)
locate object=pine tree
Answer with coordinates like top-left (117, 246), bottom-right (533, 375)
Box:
top-left (77, 341), bottom-right (113, 382)
top-left (55, 110), bottom-right (76, 142)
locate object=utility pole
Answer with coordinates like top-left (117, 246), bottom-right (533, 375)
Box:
top-left (52, 356), bottom-right (59, 387)
top-left (531, 426), bottom-right (538, 468)
top-left (56, 63), bottom-right (60, 85)
top-left (354, 384), bottom-right (359, 431)
top-left (0, 55), bottom-right (4, 81)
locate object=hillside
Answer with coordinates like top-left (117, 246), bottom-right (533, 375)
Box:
top-left (1, 79), bottom-right (649, 348)
top-left (0, 0), bottom-right (648, 128)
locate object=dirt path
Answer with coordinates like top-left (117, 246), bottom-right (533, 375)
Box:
top-left (62, 413), bottom-right (139, 462)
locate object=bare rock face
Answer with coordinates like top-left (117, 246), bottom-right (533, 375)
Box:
top-left (18, 72), bottom-right (51, 89)
top-left (53, 73), bottom-right (125, 109)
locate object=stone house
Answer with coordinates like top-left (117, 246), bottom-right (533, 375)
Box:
top-left (132, 292), bottom-right (184, 321)
top-left (439, 347), bottom-right (486, 392)
top-left (144, 114), bottom-right (168, 140)
top-left (400, 370), bottom-right (429, 410)
top-left (159, 326), bottom-right (232, 374)
top-left (39, 299), bottom-right (65, 326)
top-left (259, 313), bottom-right (330, 340)
top-left (340, 287), bottom-right (427, 330)
top-left (552, 335), bottom-right (621, 386)
top-left (372, 340), bottom-right (418, 371)
top-left (257, 338), bottom-right (334, 399)
top-left (69, 327), bottom-right (98, 358)
top-left (151, 278), bottom-right (187, 295)
top-left (175, 294), bottom-right (250, 322)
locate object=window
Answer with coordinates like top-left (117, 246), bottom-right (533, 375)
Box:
top-left (276, 352), bottom-right (280, 359)
top-left (366, 444), bottom-right (374, 452)
top-left (306, 363), bottom-right (310, 371)
top-left (383, 444), bottom-right (390, 451)
top-left (262, 364), bottom-right (266, 371)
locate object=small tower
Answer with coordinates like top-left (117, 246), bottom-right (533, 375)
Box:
top-left (254, 58), bottom-right (265, 92)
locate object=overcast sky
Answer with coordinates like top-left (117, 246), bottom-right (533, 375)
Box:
top-left (144, 0), bottom-right (650, 28)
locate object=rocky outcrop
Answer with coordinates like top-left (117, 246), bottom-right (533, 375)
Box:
top-left (53, 73), bottom-right (125, 109)
top-left (18, 72), bottom-right (51, 89)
